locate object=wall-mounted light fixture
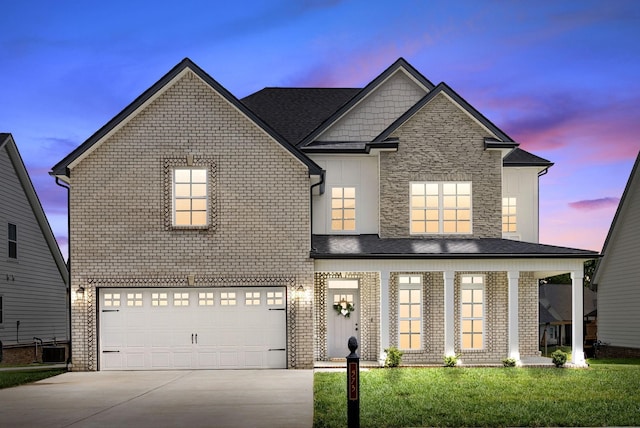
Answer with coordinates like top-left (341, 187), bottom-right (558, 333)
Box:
top-left (76, 286), bottom-right (85, 296)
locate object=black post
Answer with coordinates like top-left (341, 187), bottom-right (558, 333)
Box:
top-left (346, 336), bottom-right (360, 428)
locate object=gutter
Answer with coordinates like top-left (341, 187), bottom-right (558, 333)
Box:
top-left (309, 171), bottom-right (325, 254)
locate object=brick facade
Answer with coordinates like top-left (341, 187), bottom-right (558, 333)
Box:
top-left (69, 71), bottom-right (315, 370)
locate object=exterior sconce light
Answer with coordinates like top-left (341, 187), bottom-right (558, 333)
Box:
top-left (295, 285), bottom-right (305, 301)
top-left (76, 286), bottom-right (85, 296)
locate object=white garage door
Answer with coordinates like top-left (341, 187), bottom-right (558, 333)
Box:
top-left (99, 287), bottom-right (287, 370)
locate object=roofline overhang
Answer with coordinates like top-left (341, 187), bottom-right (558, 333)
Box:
top-left (310, 252), bottom-right (600, 260)
top-left (302, 139), bottom-right (399, 154)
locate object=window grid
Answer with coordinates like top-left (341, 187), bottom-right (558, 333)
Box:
top-left (220, 292), bottom-right (236, 306)
top-left (126, 293), bottom-right (142, 307)
top-left (245, 291), bottom-right (261, 305)
top-left (103, 293), bottom-right (121, 307)
top-left (461, 275), bottom-right (484, 350)
top-left (398, 275), bottom-right (422, 350)
top-left (173, 168), bottom-right (208, 226)
top-left (198, 292), bottom-right (214, 306)
top-left (331, 187), bottom-right (356, 231)
top-left (151, 293), bottom-right (168, 307)
top-left (8, 223), bottom-right (17, 259)
top-left (173, 292), bottom-right (189, 306)
top-left (266, 291), bottom-right (284, 305)
top-left (502, 197), bottom-right (517, 232)
top-left (410, 182), bottom-right (471, 234)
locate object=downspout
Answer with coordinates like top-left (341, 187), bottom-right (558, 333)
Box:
top-left (309, 171), bottom-right (325, 255)
top-left (55, 176), bottom-right (71, 369)
top-left (537, 166), bottom-right (550, 242)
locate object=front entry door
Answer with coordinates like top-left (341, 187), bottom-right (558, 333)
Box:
top-left (327, 288), bottom-right (360, 358)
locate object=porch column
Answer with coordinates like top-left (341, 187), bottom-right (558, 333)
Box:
top-left (444, 271), bottom-right (455, 356)
top-left (571, 271), bottom-right (586, 366)
top-left (507, 271), bottom-right (520, 361)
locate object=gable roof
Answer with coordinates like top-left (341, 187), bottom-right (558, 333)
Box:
top-left (311, 234), bottom-right (599, 259)
top-left (374, 82), bottom-right (516, 144)
top-left (241, 88), bottom-right (360, 145)
top-left (539, 283), bottom-right (597, 323)
top-left (593, 151), bottom-right (640, 284)
top-left (50, 58), bottom-right (323, 179)
top-left (297, 57), bottom-right (436, 148)
top-left (1, 133), bottom-right (69, 285)
top-left (504, 148), bottom-right (553, 168)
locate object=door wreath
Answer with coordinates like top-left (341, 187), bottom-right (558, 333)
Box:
top-left (333, 299), bottom-right (355, 318)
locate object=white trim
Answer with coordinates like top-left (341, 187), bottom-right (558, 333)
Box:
top-left (444, 271), bottom-right (455, 356)
top-left (508, 271), bottom-right (520, 360)
top-left (571, 271), bottom-right (586, 366)
top-left (327, 279), bottom-right (359, 289)
top-left (460, 274), bottom-right (485, 351)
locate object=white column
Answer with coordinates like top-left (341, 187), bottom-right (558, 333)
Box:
top-left (507, 271), bottom-right (520, 361)
top-left (444, 271), bottom-right (455, 356)
top-left (379, 269), bottom-right (390, 360)
top-left (571, 271), bottom-right (586, 366)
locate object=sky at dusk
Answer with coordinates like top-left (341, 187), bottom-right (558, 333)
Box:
top-left (2, 0), bottom-right (639, 259)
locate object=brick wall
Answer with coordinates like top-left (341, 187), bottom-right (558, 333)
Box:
top-left (380, 93), bottom-right (503, 238)
top-left (518, 272), bottom-right (541, 357)
top-left (69, 71), bottom-right (315, 370)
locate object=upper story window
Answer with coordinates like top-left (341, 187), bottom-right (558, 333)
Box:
top-left (0, 295), bottom-right (4, 325)
top-left (331, 187), bottom-right (356, 231)
top-left (398, 275), bottom-right (422, 350)
top-left (461, 275), bottom-right (485, 350)
top-left (410, 182), bottom-right (471, 234)
top-left (502, 197), bottom-right (517, 233)
top-left (173, 168), bottom-right (208, 227)
top-left (8, 223), bottom-right (17, 259)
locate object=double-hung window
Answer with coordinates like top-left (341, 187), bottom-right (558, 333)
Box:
top-left (502, 197), bottom-right (517, 233)
top-left (173, 168), bottom-right (208, 227)
top-left (331, 187), bottom-right (356, 231)
top-left (8, 223), bottom-right (17, 259)
top-left (461, 275), bottom-right (485, 350)
top-left (410, 182), bottom-right (471, 234)
top-left (398, 275), bottom-right (422, 350)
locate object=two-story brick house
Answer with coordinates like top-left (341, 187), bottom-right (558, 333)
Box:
top-left (52, 58), bottom-right (597, 370)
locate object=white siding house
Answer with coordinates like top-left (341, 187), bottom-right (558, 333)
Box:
top-left (593, 152), bottom-right (640, 356)
top-left (1, 133), bottom-right (69, 364)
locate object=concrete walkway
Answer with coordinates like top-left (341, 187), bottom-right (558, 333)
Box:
top-left (0, 370), bottom-right (313, 428)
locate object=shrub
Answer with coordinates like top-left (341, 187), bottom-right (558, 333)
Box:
top-left (552, 349), bottom-right (568, 367)
top-left (384, 347), bottom-right (403, 367)
top-left (502, 357), bottom-right (517, 367)
top-left (443, 355), bottom-right (458, 367)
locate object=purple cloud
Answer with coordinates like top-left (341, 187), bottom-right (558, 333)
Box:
top-left (569, 197), bottom-right (620, 211)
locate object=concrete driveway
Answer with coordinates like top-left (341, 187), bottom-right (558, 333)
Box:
top-left (0, 370), bottom-right (313, 427)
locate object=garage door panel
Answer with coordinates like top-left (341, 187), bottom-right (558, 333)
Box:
top-left (100, 287), bottom-right (287, 370)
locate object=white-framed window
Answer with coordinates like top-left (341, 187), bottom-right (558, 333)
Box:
top-left (266, 291), bottom-right (284, 306)
top-left (502, 197), bottom-right (517, 233)
top-left (126, 293), bottom-right (142, 307)
top-left (8, 223), bottom-right (17, 259)
top-left (398, 275), bottom-right (422, 350)
top-left (173, 168), bottom-right (208, 227)
top-left (198, 292), bottom-right (214, 306)
top-left (410, 182), bottom-right (471, 234)
top-left (151, 292), bottom-right (168, 307)
top-left (220, 292), bottom-right (236, 306)
top-left (461, 275), bottom-right (485, 350)
top-left (245, 291), bottom-right (261, 305)
top-left (104, 293), bottom-right (121, 307)
top-left (0, 295), bottom-right (4, 325)
top-left (173, 292), bottom-right (189, 306)
top-left (331, 187), bottom-right (356, 231)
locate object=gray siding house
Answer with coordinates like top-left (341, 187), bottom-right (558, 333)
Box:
top-left (593, 151), bottom-right (640, 357)
top-left (1, 133), bottom-right (69, 364)
top-left (52, 58), bottom-right (597, 371)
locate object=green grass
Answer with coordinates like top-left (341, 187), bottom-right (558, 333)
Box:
top-left (0, 368), bottom-right (66, 389)
top-left (314, 361), bottom-right (640, 427)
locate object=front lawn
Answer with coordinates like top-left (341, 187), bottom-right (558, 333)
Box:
top-left (314, 360), bottom-right (640, 427)
top-left (0, 368), bottom-right (66, 389)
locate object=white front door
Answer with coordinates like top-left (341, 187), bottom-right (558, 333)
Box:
top-left (99, 287), bottom-right (287, 370)
top-left (327, 288), bottom-right (360, 358)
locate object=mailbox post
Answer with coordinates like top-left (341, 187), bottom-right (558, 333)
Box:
top-left (347, 336), bottom-right (360, 428)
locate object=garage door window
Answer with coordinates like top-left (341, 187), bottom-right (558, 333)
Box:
top-left (152, 293), bottom-right (168, 307)
top-left (199, 292), bottom-right (214, 306)
top-left (104, 293), bottom-right (121, 307)
top-left (267, 291), bottom-right (283, 305)
top-left (173, 292), bottom-right (189, 306)
top-left (127, 293), bottom-right (143, 307)
top-left (245, 291), bottom-right (261, 305)
top-left (221, 292), bottom-right (236, 306)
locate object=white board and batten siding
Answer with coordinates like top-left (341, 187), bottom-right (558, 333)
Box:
top-left (596, 157), bottom-right (640, 349)
top-left (0, 141), bottom-right (68, 346)
top-left (502, 167), bottom-right (540, 243)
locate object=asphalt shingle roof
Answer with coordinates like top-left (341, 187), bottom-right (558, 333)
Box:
top-left (504, 147), bottom-right (553, 167)
top-left (311, 234), bottom-right (598, 259)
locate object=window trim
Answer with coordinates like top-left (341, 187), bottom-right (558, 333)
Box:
top-left (8, 223), bottom-right (17, 259)
top-left (0, 295), bottom-right (4, 326)
top-left (502, 197), bottom-right (517, 233)
top-left (398, 275), bottom-right (422, 351)
top-left (460, 274), bottom-right (485, 350)
top-left (329, 186), bottom-right (357, 233)
top-left (410, 182), bottom-right (472, 235)
top-left (172, 168), bottom-right (209, 228)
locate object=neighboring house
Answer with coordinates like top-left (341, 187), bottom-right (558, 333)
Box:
top-left (539, 283), bottom-right (596, 347)
top-left (51, 58), bottom-right (597, 371)
top-left (593, 151), bottom-right (640, 358)
top-left (1, 133), bottom-right (69, 364)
